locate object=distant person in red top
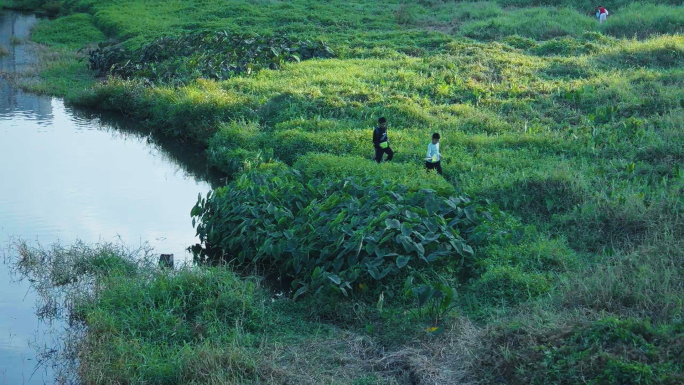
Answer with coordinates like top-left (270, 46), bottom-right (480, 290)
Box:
top-left (596, 6), bottom-right (609, 23)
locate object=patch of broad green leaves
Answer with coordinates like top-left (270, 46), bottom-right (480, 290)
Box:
top-left (85, 31), bottom-right (335, 83)
top-left (191, 168), bottom-right (504, 297)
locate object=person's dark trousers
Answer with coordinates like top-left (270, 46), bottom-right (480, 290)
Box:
top-left (375, 146), bottom-right (394, 163)
top-left (425, 161), bottom-right (442, 175)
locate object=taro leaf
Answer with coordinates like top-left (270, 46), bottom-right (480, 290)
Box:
top-left (293, 286), bottom-right (308, 299)
top-left (464, 205), bottom-right (477, 223)
top-left (368, 255), bottom-right (385, 268)
top-left (417, 285), bottom-right (435, 307)
top-left (462, 244), bottom-right (474, 256)
top-left (401, 223), bottom-right (412, 237)
top-left (404, 210), bottom-right (420, 221)
top-left (368, 265), bottom-right (381, 280)
top-left (423, 233), bottom-right (440, 243)
top-left (328, 274), bottom-right (341, 285)
top-left (425, 251), bottom-right (446, 262)
top-left (377, 267), bottom-right (391, 280)
top-left (347, 252), bottom-right (359, 267)
top-left (424, 218), bottom-right (439, 233)
top-left (385, 218), bottom-right (401, 229)
top-left (451, 240), bottom-right (464, 256)
top-left (443, 198), bottom-right (458, 210)
top-left (439, 285), bottom-right (457, 312)
top-left (332, 257), bottom-right (344, 272)
top-left (413, 242), bottom-right (425, 256)
top-left (396, 255), bottom-right (410, 268)
top-left (401, 237), bottom-right (414, 253)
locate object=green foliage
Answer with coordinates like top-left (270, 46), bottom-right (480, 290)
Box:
top-left (470, 265), bottom-right (551, 306)
top-left (460, 7), bottom-right (597, 41)
top-left (481, 317), bottom-right (684, 384)
top-left (483, 234), bottom-right (579, 274)
top-left (78, 268), bottom-right (271, 383)
top-left (531, 36), bottom-right (600, 56)
top-left (596, 35), bottom-right (684, 69)
top-left (602, 3), bottom-right (684, 38)
top-left (2, 0), bottom-right (63, 13)
top-left (10, 0), bottom-right (684, 383)
top-left (86, 31), bottom-right (334, 83)
top-left (191, 168), bottom-right (502, 296)
top-left (31, 13), bottom-right (105, 48)
top-left (403, 275), bottom-right (457, 323)
top-left (294, 153), bottom-right (455, 196)
top-left (72, 251), bottom-right (137, 276)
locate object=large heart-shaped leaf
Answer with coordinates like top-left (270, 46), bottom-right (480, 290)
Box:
top-left (396, 255), bottom-right (410, 268)
top-left (385, 218), bottom-right (401, 229)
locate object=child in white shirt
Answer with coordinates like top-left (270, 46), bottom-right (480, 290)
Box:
top-left (597, 6), bottom-right (609, 23)
top-left (425, 132), bottom-right (442, 175)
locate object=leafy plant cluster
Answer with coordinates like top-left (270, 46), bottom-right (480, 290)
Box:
top-left (85, 31), bottom-right (335, 83)
top-left (403, 275), bottom-right (457, 324)
top-left (191, 168), bottom-right (502, 298)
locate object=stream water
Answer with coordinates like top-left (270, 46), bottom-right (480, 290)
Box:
top-left (0, 11), bottom-right (222, 384)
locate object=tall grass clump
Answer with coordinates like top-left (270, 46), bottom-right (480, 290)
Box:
top-left (8, 240), bottom-right (276, 384)
top-left (596, 35), bottom-right (684, 69)
top-left (294, 153), bottom-right (456, 195)
top-left (477, 316), bottom-right (684, 384)
top-left (31, 13), bottom-right (106, 48)
top-left (602, 3), bottom-right (684, 38)
top-left (460, 7), bottom-right (596, 41)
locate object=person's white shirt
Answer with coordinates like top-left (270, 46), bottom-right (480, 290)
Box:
top-left (426, 142), bottom-right (441, 163)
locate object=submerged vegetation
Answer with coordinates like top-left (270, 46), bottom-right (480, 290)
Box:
top-left (3, 0), bottom-right (683, 383)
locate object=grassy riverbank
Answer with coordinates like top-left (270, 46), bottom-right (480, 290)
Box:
top-left (5, 0), bottom-right (683, 383)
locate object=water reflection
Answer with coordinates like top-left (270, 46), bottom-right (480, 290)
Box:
top-left (0, 10), bottom-right (223, 384)
top-left (66, 107), bottom-right (224, 188)
top-left (0, 11), bottom-right (36, 70)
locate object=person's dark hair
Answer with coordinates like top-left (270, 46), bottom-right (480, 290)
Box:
top-left (378, 117), bottom-right (387, 124)
top-left (432, 132), bottom-right (440, 140)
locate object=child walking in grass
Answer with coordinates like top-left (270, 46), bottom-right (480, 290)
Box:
top-left (373, 117), bottom-right (394, 163)
top-left (425, 132), bottom-right (442, 175)
top-left (596, 6), bottom-right (609, 23)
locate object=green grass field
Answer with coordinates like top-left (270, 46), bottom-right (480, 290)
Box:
top-left (4, 0), bottom-right (683, 383)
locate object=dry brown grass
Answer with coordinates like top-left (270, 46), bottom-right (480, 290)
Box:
top-left (264, 316), bottom-right (482, 385)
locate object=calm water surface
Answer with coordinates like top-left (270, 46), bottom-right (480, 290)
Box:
top-left (0, 11), bottom-right (221, 384)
